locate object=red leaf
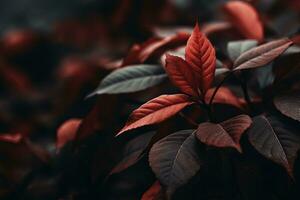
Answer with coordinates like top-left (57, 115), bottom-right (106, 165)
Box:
top-left (117, 94), bottom-right (193, 136)
top-left (0, 62), bottom-right (32, 94)
top-left (141, 181), bottom-right (163, 200)
top-left (196, 115), bottom-right (252, 152)
top-left (56, 118), bottom-right (82, 151)
top-left (202, 21), bottom-right (233, 36)
top-left (185, 23), bottom-right (216, 95)
top-left (122, 33), bottom-right (190, 66)
top-left (0, 133), bottom-right (22, 144)
top-left (205, 87), bottom-right (245, 109)
top-left (76, 96), bottom-right (119, 141)
top-left (223, 1), bottom-right (264, 41)
top-left (165, 54), bottom-right (198, 96)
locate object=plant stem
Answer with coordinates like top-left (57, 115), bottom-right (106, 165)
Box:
top-left (202, 99), bottom-right (215, 122)
top-left (239, 78), bottom-right (253, 112)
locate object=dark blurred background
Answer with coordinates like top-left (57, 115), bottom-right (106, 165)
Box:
top-left (0, 0), bottom-right (299, 199)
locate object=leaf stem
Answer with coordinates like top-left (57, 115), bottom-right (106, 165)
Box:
top-left (239, 76), bottom-right (253, 112)
top-left (202, 99), bottom-right (215, 122)
top-left (209, 72), bottom-right (234, 107)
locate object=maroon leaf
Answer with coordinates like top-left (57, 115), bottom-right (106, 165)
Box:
top-left (247, 116), bottom-right (300, 177)
top-left (205, 87), bottom-right (245, 109)
top-left (185, 23), bottom-right (216, 95)
top-left (233, 38), bottom-right (293, 70)
top-left (56, 118), bottom-right (82, 151)
top-left (149, 130), bottom-right (201, 197)
top-left (0, 133), bottom-right (22, 144)
top-left (196, 115), bottom-right (252, 152)
top-left (201, 21), bottom-right (233, 36)
top-left (165, 54), bottom-right (198, 96)
top-left (223, 1), bottom-right (264, 41)
top-left (141, 181), bottom-right (164, 200)
top-left (117, 94), bottom-right (193, 136)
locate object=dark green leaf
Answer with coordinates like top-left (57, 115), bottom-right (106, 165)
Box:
top-left (88, 64), bottom-right (167, 96)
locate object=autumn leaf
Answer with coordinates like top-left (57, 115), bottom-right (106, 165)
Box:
top-left (223, 1), bottom-right (264, 41)
top-left (185, 23), bottom-right (216, 96)
top-left (117, 94), bottom-right (193, 136)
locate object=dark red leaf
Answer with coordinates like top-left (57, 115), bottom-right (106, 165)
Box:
top-left (117, 94), bottom-right (193, 136)
top-left (223, 1), bottom-right (264, 41)
top-left (165, 54), bottom-right (198, 96)
top-left (185, 23), bottom-right (216, 95)
top-left (201, 21), bottom-right (233, 36)
top-left (141, 181), bottom-right (163, 200)
top-left (196, 115), bottom-right (252, 152)
top-left (0, 133), bottom-right (22, 143)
